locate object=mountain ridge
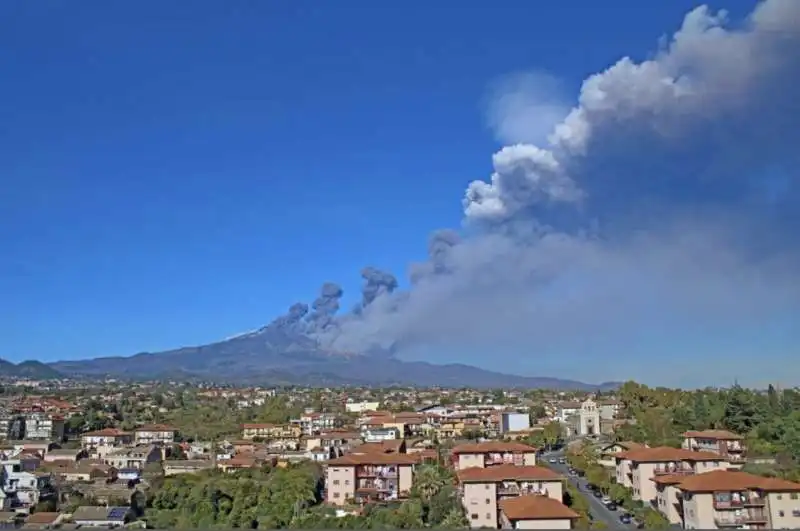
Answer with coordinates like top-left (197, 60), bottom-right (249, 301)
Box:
top-left (45, 324), bottom-right (618, 390)
top-left (0, 359), bottom-right (65, 380)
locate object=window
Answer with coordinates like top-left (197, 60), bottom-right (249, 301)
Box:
top-left (791, 493), bottom-right (799, 500)
top-left (485, 498), bottom-right (491, 504)
top-left (485, 484), bottom-right (490, 490)
top-left (486, 513), bottom-right (492, 520)
top-left (344, 480), bottom-right (350, 485)
top-left (333, 492), bottom-right (340, 498)
top-left (778, 495), bottom-right (784, 500)
top-left (778, 510), bottom-right (784, 517)
top-left (333, 480), bottom-right (340, 485)
top-left (471, 514), bottom-right (479, 520)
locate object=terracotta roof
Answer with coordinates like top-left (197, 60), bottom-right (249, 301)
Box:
top-left (616, 446), bottom-right (724, 463)
top-left (677, 470), bottom-right (800, 493)
top-left (457, 465), bottom-right (563, 483)
top-left (25, 512), bottom-right (60, 525)
top-left (652, 474), bottom-right (688, 485)
top-left (81, 428), bottom-right (130, 437)
top-left (500, 495), bottom-right (579, 521)
top-left (327, 453), bottom-right (418, 466)
top-left (353, 440), bottom-right (404, 454)
top-left (242, 423), bottom-right (276, 429)
top-left (452, 442), bottom-right (537, 454)
top-left (134, 424), bottom-right (176, 432)
top-left (683, 429), bottom-right (743, 440)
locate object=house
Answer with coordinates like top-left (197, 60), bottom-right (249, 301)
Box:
top-left (290, 413), bottom-right (342, 436)
top-left (241, 423), bottom-right (297, 440)
top-left (133, 424), bottom-right (176, 445)
top-left (499, 494), bottom-right (579, 529)
top-left (656, 469), bottom-right (800, 529)
top-left (104, 445), bottom-right (162, 469)
top-left (164, 459), bottom-right (214, 476)
top-left (457, 465), bottom-right (565, 529)
top-left (71, 506), bottom-right (130, 527)
top-left (597, 441), bottom-right (648, 468)
top-left (80, 428), bottom-right (133, 457)
top-left (46, 462), bottom-right (117, 483)
top-left (22, 511), bottom-right (61, 529)
top-left (42, 449), bottom-right (84, 464)
top-left (682, 429), bottom-right (746, 466)
top-left (362, 427), bottom-right (400, 442)
top-left (325, 452), bottom-right (417, 505)
top-left (345, 401), bottom-right (380, 413)
top-left (614, 446), bottom-right (727, 503)
top-left (451, 442), bottom-right (537, 470)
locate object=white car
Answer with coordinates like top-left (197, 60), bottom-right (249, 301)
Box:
top-left (549, 458), bottom-right (557, 463)
top-left (602, 496), bottom-right (611, 504)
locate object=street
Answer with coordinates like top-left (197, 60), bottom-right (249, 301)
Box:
top-left (543, 450), bottom-right (634, 529)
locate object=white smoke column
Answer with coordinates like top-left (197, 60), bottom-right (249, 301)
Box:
top-left (328, 0), bottom-right (800, 385)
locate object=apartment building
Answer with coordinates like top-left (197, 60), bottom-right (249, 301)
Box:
top-left (80, 428), bottom-right (133, 458)
top-left (654, 469), bottom-right (800, 529)
top-left (241, 423), bottom-right (300, 440)
top-left (457, 464), bottom-right (565, 529)
top-left (133, 424), bottom-right (177, 445)
top-left (682, 429), bottom-right (746, 466)
top-left (0, 412), bottom-right (64, 441)
top-left (614, 446), bottom-right (728, 503)
top-left (325, 452), bottom-right (417, 505)
top-left (499, 494), bottom-right (579, 529)
top-left (104, 445), bottom-right (162, 469)
top-left (598, 441), bottom-right (648, 468)
top-left (452, 442), bottom-right (537, 471)
top-left (291, 412), bottom-right (343, 436)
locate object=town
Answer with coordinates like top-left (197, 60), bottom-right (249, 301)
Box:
top-left (0, 378), bottom-right (797, 529)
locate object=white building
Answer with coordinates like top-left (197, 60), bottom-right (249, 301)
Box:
top-left (499, 412), bottom-right (531, 434)
top-left (345, 401), bottom-right (380, 413)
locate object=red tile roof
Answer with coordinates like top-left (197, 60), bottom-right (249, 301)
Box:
top-left (452, 442), bottom-right (537, 454)
top-left (457, 464), bottom-right (562, 483)
top-left (500, 495), bottom-right (579, 521)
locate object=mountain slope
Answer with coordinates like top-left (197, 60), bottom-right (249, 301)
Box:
top-left (48, 325), bottom-right (617, 390)
top-left (0, 359), bottom-right (64, 379)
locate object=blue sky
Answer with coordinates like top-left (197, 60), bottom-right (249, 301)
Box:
top-left (2, 0), bottom-right (796, 387)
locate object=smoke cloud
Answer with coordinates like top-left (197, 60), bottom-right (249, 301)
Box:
top-left (272, 0), bottom-right (800, 385)
top-left (305, 282), bottom-right (343, 332)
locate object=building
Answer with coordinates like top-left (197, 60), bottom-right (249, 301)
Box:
top-left (452, 442), bottom-right (537, 471)
top-left (325, 452), bottom-right (417, 505)
top-left (682, 429), bottom-right (746, 466)
top-left (457, 464), bottom-right (566, 529)
top-left (80, 428), bottom-right (134, 458)
top-left (291, 413), bottom-right (342, 436)
top-left (133, 424), bottom-right (177, 445)
top-left (499, 413), bottom-right (531, 434)
top-left (576, 398), bottom-right (600, 436)
top-left (499, 494), bottom-right (580, 529)
top-left (653, 469), bottom-right (800, 529)
top-left (104, 445), bottom-right (162, 469)
top-left (597, 441), bottom-right (648, 468)
top-left (345, 401), bottom-right (380, 413)
top-left (0, 413), bottom-right (64, 441)
top-left (614, 446), bottom-right (728, 503)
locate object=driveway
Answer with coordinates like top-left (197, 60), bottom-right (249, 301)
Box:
top-left (543, 451), bottom-right (634, 529)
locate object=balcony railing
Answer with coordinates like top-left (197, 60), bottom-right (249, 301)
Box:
top-left (653, 468), bottom-right (693, 476)
top-left (714, 498), bottom-right (766, 509)
top-left (714, 512), bottom-right (768, 527)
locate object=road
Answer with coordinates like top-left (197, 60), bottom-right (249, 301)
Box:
top-left (543, 450), bottom-right (634, 529)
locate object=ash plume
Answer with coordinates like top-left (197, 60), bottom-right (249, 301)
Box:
top-left (360, 267), bottom-right (398, 308)
top-left (270, 302), bottom-right (309, 330)
top-left (303, 0), bottom-right (800, 386)
top-left (306, 282), bottom-right (343, 331)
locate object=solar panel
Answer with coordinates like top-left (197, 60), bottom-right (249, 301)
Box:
top-left (107, 508), bottom-right (127, 519)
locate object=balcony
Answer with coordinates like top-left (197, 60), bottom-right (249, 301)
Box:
top-left (714, 512), bottom-right (768, 527)
top-left (653, 467), bottom-right (693, 476)
top-left (356, 466), bottom-right (398, 478)
top-left (714, 497), bottom-right (766, 509)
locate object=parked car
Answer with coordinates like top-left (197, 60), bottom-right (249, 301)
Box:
top-left (602, 496), bottom-right (611, 504)
top-left (558, 458), bottom-right (566, 464)
top-left (549, 458), bottom-right (557, 463)
top-left (620, 514), bottom-right (632, 524)
top-left (593, 490), bottom-right (603, 498)
top-left (606, 502), bottom-right (617, 511)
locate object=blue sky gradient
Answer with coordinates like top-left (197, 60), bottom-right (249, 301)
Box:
top-left (2, 0), bottom-right (797, 387)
